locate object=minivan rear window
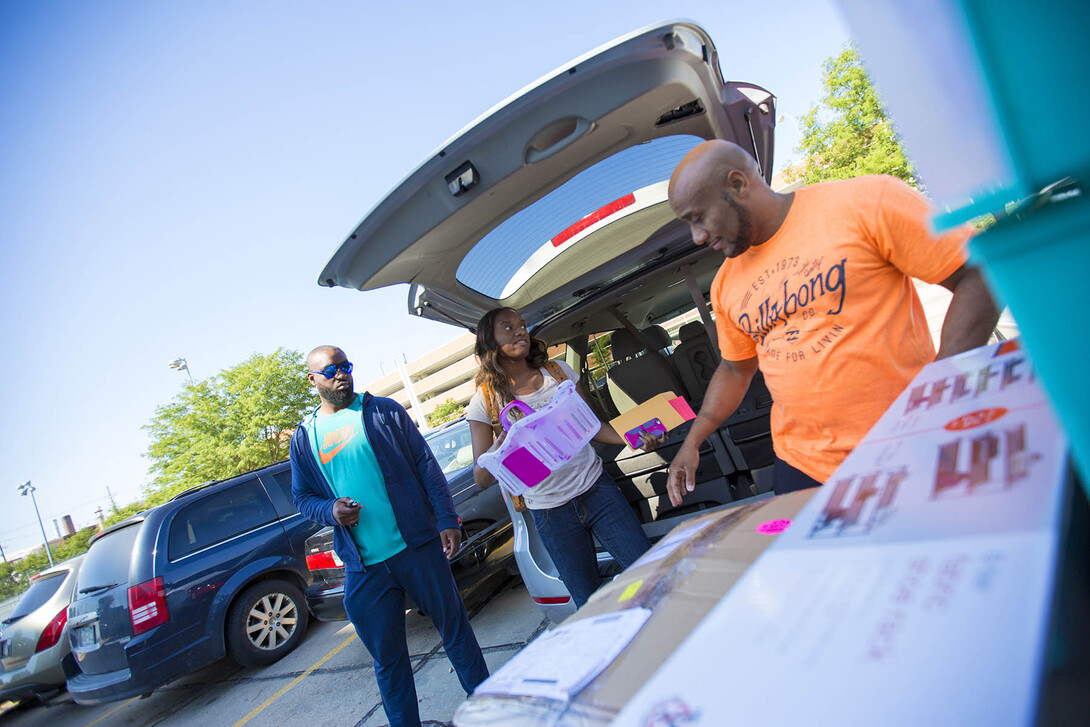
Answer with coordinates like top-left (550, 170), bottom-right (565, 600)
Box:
top-left (168, 479), bottom-right (278, 560)
top-left (79, 523), bottom-right (141, 592)
top-left (7, 571), bottom-right (67, 621)
top-left (456, 134), bottom-right (702, 299)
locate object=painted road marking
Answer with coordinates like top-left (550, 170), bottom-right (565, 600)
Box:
top-left (84, 697), bottom-right (138, 727)
top-left (232, 632), bottom-right (358, 727)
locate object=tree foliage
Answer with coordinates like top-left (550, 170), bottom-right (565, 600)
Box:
top-left (784, 46), bottom-right (917, 187)
top-left (144, 348), bottom-right (313, 499)
top-left (426, 398), bottom-right (465, 428)
top-left (0, 350), bottom-right (314, 603)
top-left (0, 526), bottom-right (98, 600)
top-left (586, 332), bottom-right (614, 381)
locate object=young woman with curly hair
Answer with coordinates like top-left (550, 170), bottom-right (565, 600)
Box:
top-left (467, 307), bottom-right (662, 608)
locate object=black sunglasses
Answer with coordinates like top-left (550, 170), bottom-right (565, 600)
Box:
top-left (309, 361), bottom-right (353, 379)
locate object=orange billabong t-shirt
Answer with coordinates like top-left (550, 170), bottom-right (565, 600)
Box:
top-left (711, 175), bottom-right (971, 482)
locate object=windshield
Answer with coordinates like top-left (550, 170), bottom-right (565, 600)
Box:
top-left (426, 422), bottom-right (475, 476)
top-left (456, 134), bottom-right (703, 299)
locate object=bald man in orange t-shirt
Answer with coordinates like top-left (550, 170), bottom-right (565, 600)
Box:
top-left (666, 140), bottom-right (1000, 502)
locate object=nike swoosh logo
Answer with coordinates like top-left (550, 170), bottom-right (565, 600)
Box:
top-left (319, 441), bottom-right (350, 464)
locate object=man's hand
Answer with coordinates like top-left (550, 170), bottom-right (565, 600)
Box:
top-left (440, 528), bottom-right (462, 560)
top-left (332, 497), bottom-right (361, 526)
top-left (667, 444), bottom-right (700, 507)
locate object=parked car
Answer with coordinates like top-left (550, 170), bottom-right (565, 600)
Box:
top-left (65, 460), bottom-right (322, 705)
top-left (0, 557), bottom-right (83, 705)
top-left (305, 417), bottom-right (514, 620)
top-left (317, 21), bottom-right (779, 619)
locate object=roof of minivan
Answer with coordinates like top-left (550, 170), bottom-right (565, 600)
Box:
top-left (88, 516), bottom-right (145, 545)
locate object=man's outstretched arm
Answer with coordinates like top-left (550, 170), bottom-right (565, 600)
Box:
top-left (667, 356), bottom-right (758, 507)
top-left (936, 264), bottom-right (1001, 359)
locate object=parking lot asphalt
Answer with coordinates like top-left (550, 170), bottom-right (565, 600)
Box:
top-left (0, 571), bottom-right (547, 727)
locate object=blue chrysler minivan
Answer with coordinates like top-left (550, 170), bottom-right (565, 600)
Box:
top-left (65, 461), bottom-right (320, 705)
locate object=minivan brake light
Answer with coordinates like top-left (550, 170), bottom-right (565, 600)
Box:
top-left (129, 577), bottom-right (170, 635)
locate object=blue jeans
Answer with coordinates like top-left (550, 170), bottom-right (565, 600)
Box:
top-left (530, 470), bottom-right (651, 608)
top-left (342, 537), bottom-right (489, 727)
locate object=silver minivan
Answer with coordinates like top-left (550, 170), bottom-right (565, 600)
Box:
top-left (318, 21), bottom-right (779, 620)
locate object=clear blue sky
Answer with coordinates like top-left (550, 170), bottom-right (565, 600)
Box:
top-left (0, 0), bottom-right (850, 554)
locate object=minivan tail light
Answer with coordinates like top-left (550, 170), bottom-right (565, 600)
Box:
top-left (531, 595), bottom-right (572, 605)
top-left (35, 607), bottom-right (68, 652)
top-left (306, 550), bottom-right (344, 571)
top-left (128, 577), bottom-right (169, 635)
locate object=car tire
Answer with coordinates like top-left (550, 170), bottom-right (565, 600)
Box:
top-left (226, 578), bottom-right (309, 668)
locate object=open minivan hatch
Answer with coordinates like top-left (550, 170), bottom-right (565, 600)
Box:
top-left (318, 20), bottom-right (781, 618)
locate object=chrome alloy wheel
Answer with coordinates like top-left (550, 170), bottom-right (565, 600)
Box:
top-left (246, 592), bottom-right (299, 651)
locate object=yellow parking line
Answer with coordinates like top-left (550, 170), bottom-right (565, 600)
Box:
top-left (232, 632), bottom-right (358, 727)
top-left (84, 697), bottom-right (138, 726)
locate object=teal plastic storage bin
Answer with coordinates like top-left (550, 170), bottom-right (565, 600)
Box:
top-left (934, 0), bottom-right (1090, 227)
top-left (839, 0), bottom-right (1090, 494)
top-left (970, 191), bottom-right (1090, 493)
top-left (838, 0), bottom-right (1090, 227)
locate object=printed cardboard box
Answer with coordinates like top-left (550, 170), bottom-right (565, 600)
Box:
top-left (457, 340), bottom-right (1072, 727)
top-left (454, 489), bottom-right (815, 726)
top-left (613, 340), bottom-right (1071, 727)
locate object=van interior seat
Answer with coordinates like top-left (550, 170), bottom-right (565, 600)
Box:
top-left (672, 321), bottom-right (721, 410)
top-left (596, 326), bottom-right (742, 516)
top-left (641, 325), bottom-right (673, 353)
top-left (721, 369), bottom-right (776, 472)
top-left (605, 327), bottom-right (688, 414)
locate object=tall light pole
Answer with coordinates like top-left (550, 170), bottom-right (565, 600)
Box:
top-left (169, 357), bottom-right (194, 382)
top-left (777, 113), bottom-right (803, 137)
top-left (18, 481), bottom-right (54, 567)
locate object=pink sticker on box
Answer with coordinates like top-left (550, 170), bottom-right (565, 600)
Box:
top-left (756, 519), bottom-right (792, 534)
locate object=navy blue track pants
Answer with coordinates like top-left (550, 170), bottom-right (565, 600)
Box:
top-left (342, 536), bottom-right (489, 727)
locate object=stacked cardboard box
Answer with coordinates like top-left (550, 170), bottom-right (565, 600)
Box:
top-left (456, 340), bottom-right (1071, 726)
top-left (456, 491), bottom-right (814, 726)
top-left (614, 339), bottom-right (1069, 726)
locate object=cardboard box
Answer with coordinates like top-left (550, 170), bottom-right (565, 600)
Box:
top-left (458, 340), bottom-right (1073, 727)
top-left (614, 340), bottom-right (1071, 727)
top-left (454, 490), bottom-right (815, 726)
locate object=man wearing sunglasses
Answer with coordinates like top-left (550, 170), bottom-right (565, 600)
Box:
top-left (289, 346), bottom-right (488, 727)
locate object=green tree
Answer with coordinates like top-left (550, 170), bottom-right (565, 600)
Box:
top-left (426, 398), bottom-right (465, 428)
top-left (0, 560), bottom-right (21, 600)
top-left (784, 46), bottom-right (916, 187)
top-left (1, 351), bottom-right (313, 601)
top-left (144, 348), bottom-right (313, 499)
top-left (586, 332), bottom-right (614, 381)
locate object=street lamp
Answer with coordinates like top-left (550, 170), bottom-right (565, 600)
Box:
top-left (777, 113), bottom-right (803, 136)
top-left (18, 481), bottom-right (54, 567)
top-left (169, 357), bottom-right (194, 382)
